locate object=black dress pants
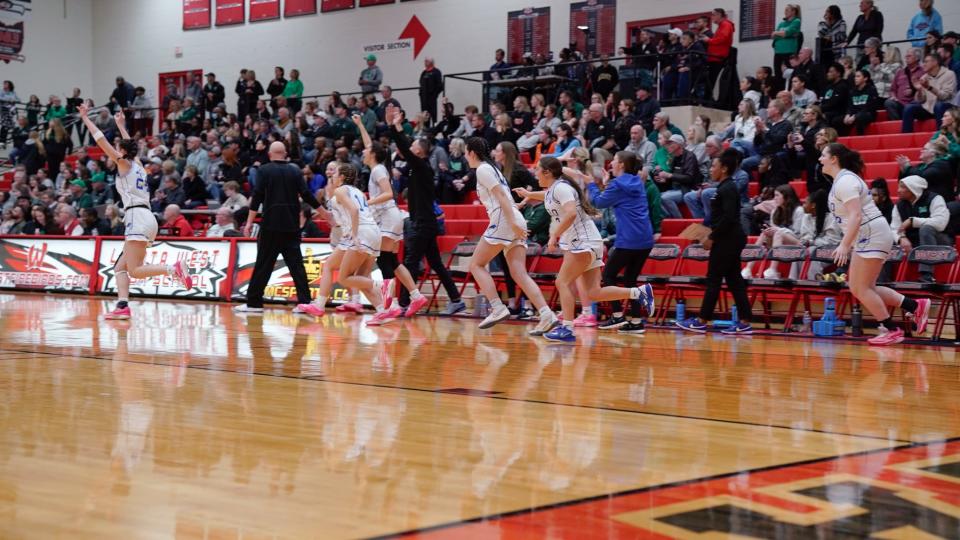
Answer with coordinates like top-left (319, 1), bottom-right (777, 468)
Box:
top-left (246, 229), bottom-right (312, 308)
top-left (398, 224), bottom-right (461, 307)
top-left (700, 237), bottom-right (752, 321)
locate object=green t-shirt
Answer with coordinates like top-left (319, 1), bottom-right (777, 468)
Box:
top-left (772, 17), bottom-right (801, 54)
top-left (282, 79), bottom-right (304, 98)
top-left (45, 105), bottom-right (67, 121)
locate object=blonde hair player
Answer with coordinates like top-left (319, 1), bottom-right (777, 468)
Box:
top-left (297, 164), bottom-right (394, 325)
top-left (351, 114), bottom-right (430, 317)
top-left (515, 156), bottom-right (654, 343)
top-left (78, 104), bottom-right (193, 320)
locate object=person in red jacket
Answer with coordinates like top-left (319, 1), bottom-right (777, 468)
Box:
top-left (162, 204), bottom-right (195, 237)
top-left (701, 8), bottom-right (735, 88)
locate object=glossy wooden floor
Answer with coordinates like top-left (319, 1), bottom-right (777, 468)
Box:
top-left (1, 293), bottom-right (960, 538)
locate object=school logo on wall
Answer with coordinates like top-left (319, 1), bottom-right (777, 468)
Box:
top-left (0, 0), bottom-right (29, 64)
top-left (361, 15), bottom-right (430, 60)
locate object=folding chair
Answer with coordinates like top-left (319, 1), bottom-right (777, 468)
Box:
top-left (743, 245), bottom-right (806, 328)
top-left (892, 245), bottom-right (957, 337)
top-left (657, 244), bottom-right (711, 324)
top-left (528, 246), bottom-right (564, 309)
top-left (932, 256), bottom-right (960, 341)
top-left (418, 236), bottom-right (469, 312)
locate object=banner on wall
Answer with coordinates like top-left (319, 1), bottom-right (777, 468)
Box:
top-left (182, 0), bottom-right (211, 30)
top-left (569, 0), bottom-right (616, 57)
top-left (739, 0), bottom-right (775, 42)
top-left (249, 0), bottom-right (280, 22)
top-left (284, 0), bottom-right (316, 17)
top-left (321, 0), bottom-right (354, 12)
top-left (0, 238), bottom-right (95, 292)
top-left (215, 0), bottom-right (245, 26)
top-left (0, 0), bottom-right (31, 18)
top-left (231, 242), bottom-right (382, 304)
top-left (98, 239), bottom-right (231, 299)
top-left (359, 0), bottom-right (393, 6)
top-left (507, 7), bottom-right (551, 65)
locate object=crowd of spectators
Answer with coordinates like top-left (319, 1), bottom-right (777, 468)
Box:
top-left (0, 2), bottom-right (958, 283)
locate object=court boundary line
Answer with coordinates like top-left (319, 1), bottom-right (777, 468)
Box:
top-left (0, 344), bottom-right (916, 446)
top-left (372, 436), bottom-right (960, 539)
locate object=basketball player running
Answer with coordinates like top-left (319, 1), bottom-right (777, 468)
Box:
top-left (297, 164), bottom-right (394, 325)
top-left (352, 114), bottom-right (429, 317)
top-left (79, 105), bottom-right (193, 320)
top-left (820, 143), bottom-right (931, 345)
top-left (515, 156), bottom-right (653, 343)
top-left (464, 137), bottom-right (559, 333)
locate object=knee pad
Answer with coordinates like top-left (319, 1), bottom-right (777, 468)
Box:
top-left (377, 252), bottom-right (397, 279)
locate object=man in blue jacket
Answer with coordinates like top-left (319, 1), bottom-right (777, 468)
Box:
top-left (907, 0), bottom-right (942, 47)
top-left (584, 151), bottom-right (655, 334)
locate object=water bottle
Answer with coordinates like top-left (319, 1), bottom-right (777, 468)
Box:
top-left (801, 311), bottom-right (813, 334)
top-left (676, 299), bottom-right (686, 322)
top-left (731, 305), bottom-right (739, 325)
top-left (474, 295), bottom-right (489, 317)
top-left (851, 305), bottom-right (863, 337)
top-left (592, 302), bottom-right (599, 318)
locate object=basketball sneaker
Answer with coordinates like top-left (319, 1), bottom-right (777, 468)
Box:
top-left (366, 306), bottom-right (403, 326)
top-left (528, 310), bottom-right (559, 336)
top-left (573, 313), bottom-right (598, 327)
top-left (867, 326), bottom-right (905, 346)
top-left (598, 315), bottom-right (628, 331)
top-left (913, 298), bottom-right (931, 335)
top-left (405, 295), bottom-right (429, 318)
top-left (618, 321), bottom-right (646, 335)
top-left (336, 302), bottom-right (364, 314)
top-left (677, 317), bottom-right (707, 333)
top-left (172, 260), bottom-right (193, 289)
top-left (295, 303), bottom-right (325, 317)
top-left (479, 304), bottom-right (511, 329)
top-left (105, 306), bottom-right (131, 320)
top-left (544, 325), bottom-right (576, 343)
top-left (380, 278), bottom-right (394, 309)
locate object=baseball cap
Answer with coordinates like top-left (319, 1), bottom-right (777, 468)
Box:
top-left (667, 134), bottom-right (686, 146)
top-left (70, 179), bottom-right (86, 188)
top-left (364, 54), bottom-right (377, 62)
top-left (668, 28), bottom-right (683, 37)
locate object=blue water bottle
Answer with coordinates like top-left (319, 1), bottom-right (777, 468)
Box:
top-left (676, 299), bottom-right (686, 322)
top-left (731, 305), bottom-right (739, 325)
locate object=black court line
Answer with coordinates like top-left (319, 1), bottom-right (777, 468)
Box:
top-left (372, 436), bottom-right (960, 539)
top-left (0, 345), bottom-right (915, 445)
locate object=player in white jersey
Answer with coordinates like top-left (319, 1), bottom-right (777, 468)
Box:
top-left (78, 105), bottom-right (193, 320)
top-left (297, 164), bottom-right (394, 326)
top-left (464, 137), bottom-right (559, 334)
top-left (352, 115), bottom-right (430, 317)
top-left (820, 143), bottom-right (930, 346)
top-left (514, 157), bottom-right (653, 344)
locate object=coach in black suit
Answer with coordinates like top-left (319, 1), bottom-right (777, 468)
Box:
top-left (235, 141), bottom-right (321, 312)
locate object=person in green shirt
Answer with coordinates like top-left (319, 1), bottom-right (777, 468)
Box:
top-left (646, 112), bottom-right (683, 146)
top-left (931, 107), bottom-right (960, 161)
top-left (68, 180), bottom-right (94, 210)
top-left (282, 68), bottom-right (304, 113)
top-left (522, 199), bottom-right (550, 245)
top-left (44, 96), bottom-right (67, 123)
top-left (643, 169), bottom-right (663, 238)
top-left (772, 4), bottom-right (802, 80)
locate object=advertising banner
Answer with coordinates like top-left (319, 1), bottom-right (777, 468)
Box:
top-left (183, 0), bottom-right (212, 30)
top-left (215, 0), bottom-right (245, 26)
top-left (321, 0), bottom-right (354, 13)
top-left (507, 7), bottom-right (551, 65)
top-left (231, 241), bottom-right (381, 304)
top-left (98, 239), bottom-right (231, 299)
top-left (0, 238), bottom-right (95, 292)
top-left (569, 0), bottom-right (616, 57)
top-left (249, 0), bottom-right (280, 22)
top-left (284, 0), bottom-right (316, 17)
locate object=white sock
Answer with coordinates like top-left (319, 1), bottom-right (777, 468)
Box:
top-left (538, 306), bottom-right (553, 318)
top-left (351, 293), bottom-right (362, 304)
top-left (411, 289), bottom-right (423, 300)
top-left (315, 296), bottom-right (327, 307)
top-left (375, 303), bottom-right (385, 313)
top-left (582, 304), bottom-right (595, 316)
top-left (613, 311), bottom-right (623, 318)
top-left (629, 287), bottom-right (641, 300)
top-left (489, 297), bottom-right (506, 312)
top-left (562, 320), bottom-right (574, 329)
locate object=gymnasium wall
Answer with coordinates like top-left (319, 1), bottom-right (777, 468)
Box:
top-left (13, 1), bottom-right (960, 114)
top-left (2, 0), bottom-right (94, 107)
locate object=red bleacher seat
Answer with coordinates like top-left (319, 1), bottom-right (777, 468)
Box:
top-left (660, 219), bottom-right (699, 236)
top-left (859, 148), bottom-right (922, 163)
top-left (838, 132), bottom-right (935, 151)
top-left (863, 162), bottom-right (900, 180)
top-left (440, 205), bottom-right (487, 220)
top-left (789, 180), bottom-right (807, 199)
top-left (443, 219), bottom-right (488, 238)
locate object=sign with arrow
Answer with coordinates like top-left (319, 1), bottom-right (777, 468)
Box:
top-left (361, 15), bottom-right (430, 60)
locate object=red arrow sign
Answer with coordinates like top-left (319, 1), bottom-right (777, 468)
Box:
top-left (398, 15), bottom-right (430, 59)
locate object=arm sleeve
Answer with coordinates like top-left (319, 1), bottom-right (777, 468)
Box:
top-left (890, 205), bottom-right (903, 237)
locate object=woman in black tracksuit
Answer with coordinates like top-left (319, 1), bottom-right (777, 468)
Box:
top-left (678, 149), bottom-right (753, 334)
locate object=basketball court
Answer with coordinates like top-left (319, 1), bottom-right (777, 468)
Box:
top-left (2, 293), bottom-right (960, 538)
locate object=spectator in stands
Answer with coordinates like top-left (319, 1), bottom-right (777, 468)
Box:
top-left (772, 4), bottom-right (802, 81)
top-left (543, 123), bottom-right (579, 158)
top-left (517, 104), bottom-right (560, 152)
top-left (790, 74), bottom-right (818, 109)
top-left (723, 99), bottom-right (759, 159)
top-left (800, 189), bottom-right (845, 278)
top-left (55, 204), bottom-right (83, 236)
top-left (185, 136), bottom-right (209, 176)
top-left (238, 70), bottom-right (264, 123)
top-left (885, 49), bottom-right (924, 120)
top-left (902, 53), bottom-right (957, 132)
top-left (633, 85), bottom-right (660, 131)
top-left (162, 204), bottom-right (194, 237)
top-left (591, 54), bottom-right (619, 100)
top-left (104, 204), bottom-right (124, 235)
top-left (892, 175), bottom-right (952, 282)
top-left (79, 207), bottom-right (109, 236)
top-left (896, 140), bottom-right (955, 200)
top-left (110, 76), bottom-right (135, 116)
top-left (817, 5), bottom-right (848, 66)
top-left (43, 119), bottom-right (72, 179)
top-left (775, 90), bottom-right (802, 126)
top-left (663, 31), bottom-right (705, 101)
top-left (152, 176), bottom-right (186, 212)
top-left (624, 124), bottom-right (657, 167)
top-left (908, 0), bottom-right (943, 47)
top-left (932, 106), bottom-right (960, 160)
top-left (740, 77), bottom-right (762, 111)
top-left (181, 165), bottom-right (209, 209)
top-left (8, 117), bottom-right (29, 163)
top-left (0, 206), bottom-right (26, 235)
top-left (742, 99), bottom-right (792, 173)
top-left (742, 184), bottom-right (805, 278)
top-left (90, 177), bottom-right (112, 206)
top-left (267, 66), bottom-right (287, 114)
top-left (871, 178), bottom-right (896, 222)
top-left (205, 207), bottom-right (236, 237)
top-left (22, 205), bottom-right (58, 235)
top-left (869, 47), bottom-right (903, 99)
top-left (0, 80), bottom-right (16, 149)
top-left (129, 86), bottom-right (153, 136)
top-left (700, 8), bottom-right (735, 88)
top-left (937, 44), bottom-right (960, 81)
top-left (792, 111), bottom-right (834, 193)
top-left (418, 58), bottom-right (443, 122)
top-left (359, 55), bottom-right (383, 95)
top-left (847, 0), bottom-right (884, 52)
top-left (298, 204), bottom-right (322, 239)
top-left (684, 136), bottom-right (746, 225)
top-left (843, 69), bottom-right (880, 135)
top-left (68, 179), bottom-right (93, 210)
top-left (792, 49), bottom-right (826, 96)
top-left (203, 73), bottom-right (225, 120)
top-left (647, 112), bottom-right (683, 146)
top-left (183, 72), bottom-right (203, 112)
top-left (686, 125), bottom-right (710, 179)
top-left (857, 37), bottom-right (883, 70)
top-left (656, 134), bottom-right (702, 218)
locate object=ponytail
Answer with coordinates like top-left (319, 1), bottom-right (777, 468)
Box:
top-left (825, 143), bottom-right (865, 176)
top-left (538, 156), bottom-right (599, 217)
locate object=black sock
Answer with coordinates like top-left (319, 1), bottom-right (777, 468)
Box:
top-left (900, 297), bottom-right (918, 313)
top-left (117, 300), bottom-right (128, 309)
top-left (628, 298), bottom-right (643, 319)
top-left (880, 317), bottom-right (895, 329)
